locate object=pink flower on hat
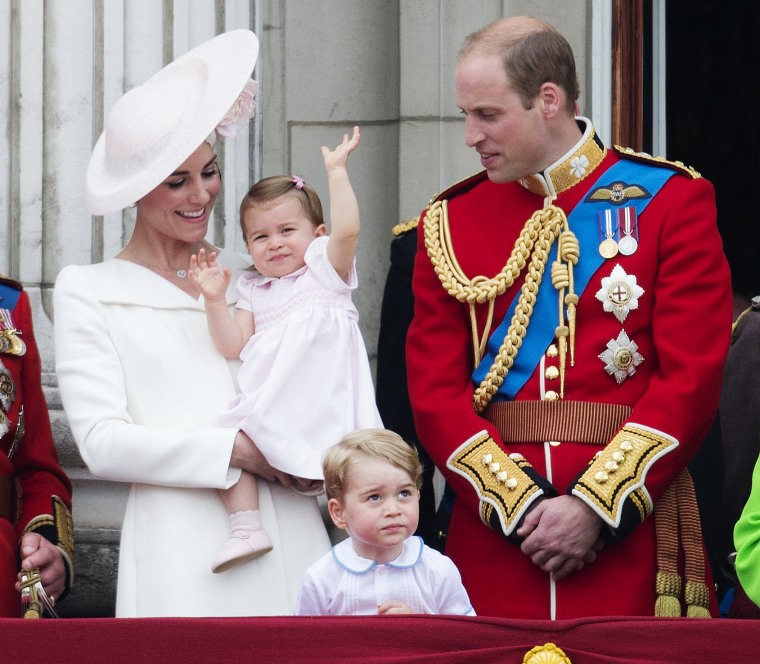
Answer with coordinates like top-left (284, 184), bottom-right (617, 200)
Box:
top-left (214, 78), bottom-right (258, 139)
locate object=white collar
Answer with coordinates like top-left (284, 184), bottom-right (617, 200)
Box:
top-left (332, 536), bottom-right (424, 574)
top-left (249, 263), bottom-right (308, 287)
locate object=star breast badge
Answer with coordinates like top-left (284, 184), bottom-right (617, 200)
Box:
top-left (599, 330), bottom-right (644, 384)
top-left (595, 264), bottom-right (645, 323)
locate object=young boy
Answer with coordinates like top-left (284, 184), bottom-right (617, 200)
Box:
top-left (294, 429), bottom-right (475, 615)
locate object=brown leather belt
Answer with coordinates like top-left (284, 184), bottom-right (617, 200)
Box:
top-left (484, 400), bottom-right (632, 445)
top-left (0, 475), bottom-right (12, 521)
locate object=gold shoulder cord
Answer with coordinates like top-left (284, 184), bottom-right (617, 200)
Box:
top-left (424, 200), bottom-right (578, 413)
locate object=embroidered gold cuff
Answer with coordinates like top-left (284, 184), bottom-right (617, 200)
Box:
top-left (629, 487), bottom-right (650, 522)
top-left (448, 431), bottom-right (543, 536)
top-left (22, 496), bottom-right (75, 563)
top-left (53, 495), bottom-right (75, 563)
top-left (573, 423), bottom-right (678, 527)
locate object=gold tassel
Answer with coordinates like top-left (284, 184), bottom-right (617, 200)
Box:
top-left (555, 325), bottom-right (568, 398)
top-left (685, 580), bottom-right (711, 618)
top-left (557, 229), bottom-right (579, 368)
top-left (654, 571), bottom-right (682, 617)
top-left (565, 293), bottom-right (578, 366)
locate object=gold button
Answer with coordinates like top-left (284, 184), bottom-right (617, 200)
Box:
top-left (545, 366), bottom-right (559, 380)
top-left (544, 390), bottom-right (559, 401)
top-left (546, 344), bottom-right (559, 358)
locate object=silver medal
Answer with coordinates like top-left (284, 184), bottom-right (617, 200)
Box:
top-left (617, 207), bottom-right (639, 256)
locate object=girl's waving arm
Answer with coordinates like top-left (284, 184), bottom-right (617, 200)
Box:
top-left (190, 248), bottom-right (254, 358)
top-left (323, 126), bottom-right (361, 281)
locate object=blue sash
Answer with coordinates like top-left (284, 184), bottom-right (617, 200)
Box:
top-left (0, 283), bottom-right (21, 310)
top-left (471, 159), bottom-right (677, 400)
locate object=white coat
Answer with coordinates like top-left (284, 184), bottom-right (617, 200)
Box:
top-left (53, 251), bottom-right (330, 617)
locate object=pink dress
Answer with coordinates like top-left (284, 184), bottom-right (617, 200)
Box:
top-left (217, 236), bottom-right (383, 479)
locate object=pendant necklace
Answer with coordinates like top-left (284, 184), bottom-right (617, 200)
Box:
top-left (124, 244), bottom-right (199, 279)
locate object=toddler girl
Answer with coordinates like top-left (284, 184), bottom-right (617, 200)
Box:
top-left (191, 127), bottom-right (383, 572)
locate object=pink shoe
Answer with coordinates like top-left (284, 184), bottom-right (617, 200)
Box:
top-left (212, 510), bottom-right (273, 573)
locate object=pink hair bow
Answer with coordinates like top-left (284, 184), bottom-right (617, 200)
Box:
top-left (291, 175), bottom-right (305, 190)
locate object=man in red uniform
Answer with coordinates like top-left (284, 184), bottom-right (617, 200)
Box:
top-left (0, 275), bottom-right (73, 616)
top-left (406, 16), bottom-right (731, 619)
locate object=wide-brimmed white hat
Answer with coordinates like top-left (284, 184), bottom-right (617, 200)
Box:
top-left (85, 29), bottom-right (259, 216)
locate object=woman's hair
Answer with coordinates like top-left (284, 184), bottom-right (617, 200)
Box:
top-left (460, 18), bottom-right (579, 115)
top-left (239, 175), bottom-right (324, 240)
top-left (323, 429), bottom-right (423, 501)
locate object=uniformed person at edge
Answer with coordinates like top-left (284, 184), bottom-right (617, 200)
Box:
top-left (0, 275), bottom-right (73, 617)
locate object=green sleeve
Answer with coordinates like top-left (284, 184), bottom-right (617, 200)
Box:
top-left (734, 446), bottom-right (760, 606)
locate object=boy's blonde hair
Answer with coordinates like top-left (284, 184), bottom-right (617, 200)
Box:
top-left (323, 429), bottom-right (423, 501)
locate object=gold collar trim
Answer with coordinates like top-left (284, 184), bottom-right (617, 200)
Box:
top-left (519, 117), bottom-right (606, 198)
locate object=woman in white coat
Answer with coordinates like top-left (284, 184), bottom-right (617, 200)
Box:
top-left (53, 30), bottom-right (330, 617)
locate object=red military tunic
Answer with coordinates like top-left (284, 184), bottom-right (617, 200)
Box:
top-left (0, 277), bottom-right (73, 617)
top-left (407, 120), bottom-right (732, 619)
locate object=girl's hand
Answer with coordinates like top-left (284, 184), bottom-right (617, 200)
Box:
top-left (321, 126), bottom-right (360, 172)
top-left (190, 247), bottom-right (230, 303)
top-left (378, 600), bottom-right (413, 615)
